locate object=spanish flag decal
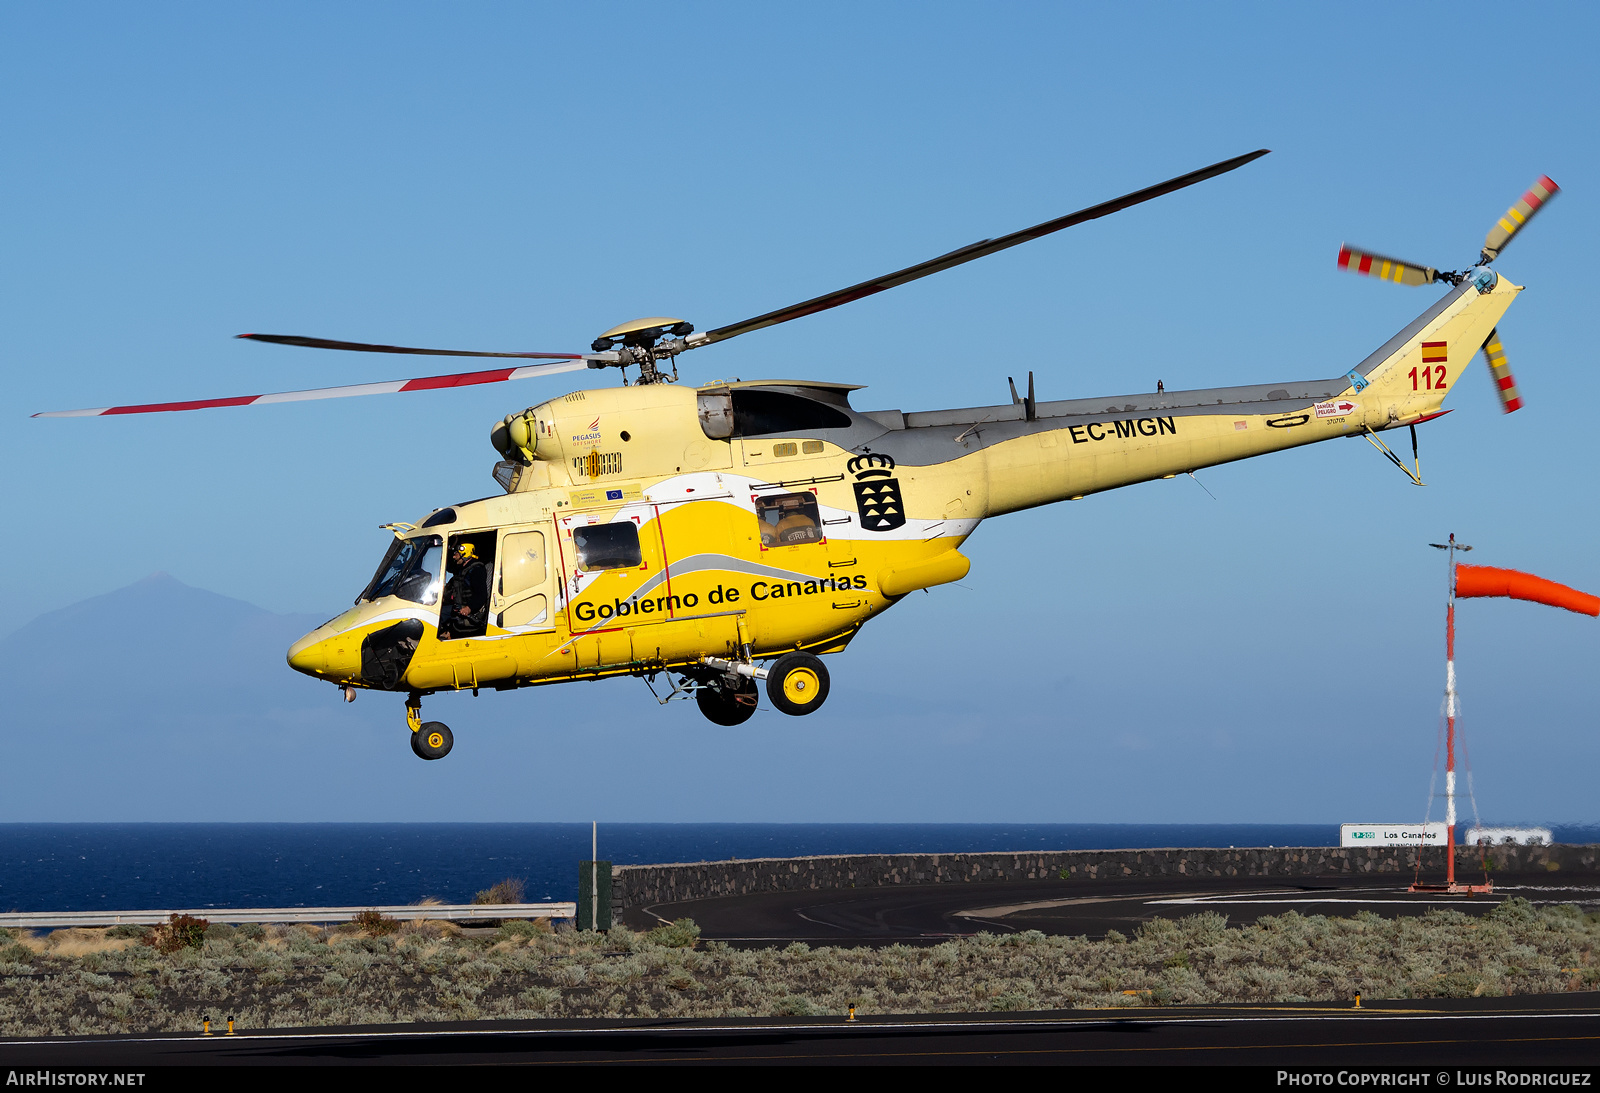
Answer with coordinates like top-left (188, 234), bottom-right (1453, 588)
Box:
top-left (1421, 341), bottom-right (1448, 364)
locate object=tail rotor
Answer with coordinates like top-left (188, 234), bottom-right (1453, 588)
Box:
top-left (1336, 175), bottom-right (1558, 414)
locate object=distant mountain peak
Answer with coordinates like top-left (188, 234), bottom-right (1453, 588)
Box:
top-left (4, 573), bottom-right (321, 647)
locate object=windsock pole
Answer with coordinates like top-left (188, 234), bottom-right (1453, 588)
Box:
top-left (1444, 536), bottom-right (1461, 887)
top-left (1412, 533), bottom-right (1493, 895)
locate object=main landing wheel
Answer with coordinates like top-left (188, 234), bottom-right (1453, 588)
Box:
top-left (411, 721), bottom-right (453, 760)
top-left (696, 677), bottom-right (758, 726)
top-left (766, 652), bottom-right (829, 716)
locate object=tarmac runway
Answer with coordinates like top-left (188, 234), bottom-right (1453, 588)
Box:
top-left (4, 996), bottom-right (1598, 1065)
top-left (620, 871), bottom-right (1600, 945)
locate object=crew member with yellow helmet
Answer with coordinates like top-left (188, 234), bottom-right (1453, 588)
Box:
top-left (441, 540), bottom-right (489, 638)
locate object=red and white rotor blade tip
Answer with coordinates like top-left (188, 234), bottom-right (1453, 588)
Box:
top-left (1481, 328), bottom-right (1522, 413)
top-left (32, 359), bottom-right (590, 418)
top-left (1336, 245), bottom-right (1441, 286)
top-left (1481, 176), bottom-right (1559, 264)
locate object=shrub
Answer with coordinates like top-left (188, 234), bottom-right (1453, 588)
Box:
top-left (645, 919), bottom-right (701, 949)
top-left (352, 910), bottom-right (401, 937)
top-left (1490, 897), bottom-right (1536, 924)
top-left (105, 924), bottom-right (148, 940)
top-left (518, 986), bottom-right (560, 1011)
top-left (1180, 912), bottom-right (1229, 942)
top-left (143, 914), bottom-right (208, 954)
top-left (496, 919), bottom-right (546, 940)
top-left (473, 878), bottom-right (526, 905)
top-left (1001, 930), bottom-right (1047, 946)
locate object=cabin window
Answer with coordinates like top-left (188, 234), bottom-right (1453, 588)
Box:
top-left (697, 389), bottom-right (853, 440)
top-left (755, 492), bottom-right (823, 547)
top-left (360, 535), bottom-right (444, 606)
top-left (732, 390), bottom-right (852, 435)
top-left (802, 440), bottom-right (825, 454)
top-left (772, 442), bottom-right (798, 457)
top-left (499, 530), bottom-right (548, 598)
top-left (573, 521), bottom-right (642, 572)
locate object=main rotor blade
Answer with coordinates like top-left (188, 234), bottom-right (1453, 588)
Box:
top-left (1337, 244), bottom-right (1442, 286)
top-left (238, 333), bottom-right (595, 360)
top-left (33, 359), bottom-right (590, 417)
top-left (1481, 175), bottom-right (1559, 263)
top-left (690, 148), bottom-right (1270, 349)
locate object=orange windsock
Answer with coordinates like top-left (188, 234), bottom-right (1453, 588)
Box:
top-left (1455, 564), bottom-right (1600, 617)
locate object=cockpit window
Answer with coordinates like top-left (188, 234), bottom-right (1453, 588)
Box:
top-left (360, 535), bottom-right (444, 606)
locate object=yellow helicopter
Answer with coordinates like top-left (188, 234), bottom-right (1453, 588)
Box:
top-left (36, 152), bottom-right (1557, 760)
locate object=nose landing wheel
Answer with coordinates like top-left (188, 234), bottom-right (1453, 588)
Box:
top-left (406, 695), bottom-right (453, 760)
top-left (411, 722), bottom-right (453, 760)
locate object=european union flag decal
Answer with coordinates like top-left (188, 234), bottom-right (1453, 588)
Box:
top-left (606, 489), bottom-right (624, 500)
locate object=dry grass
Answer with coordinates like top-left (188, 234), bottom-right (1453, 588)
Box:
top-left (0, 900), bottom-right (1595, 1037)
top-left (25, 930), bottom-right (139, 958)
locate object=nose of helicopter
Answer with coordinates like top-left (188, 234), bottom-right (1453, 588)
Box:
top-left (286, 626), bottom-right (362, 681)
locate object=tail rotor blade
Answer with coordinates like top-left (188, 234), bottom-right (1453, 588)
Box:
top-left (1481, 176), bottom-right (1559, 263)
top-left (1481, 327), bottom-right (1522, 413)
top-left (1337, 245), bottom-right (1442, 286)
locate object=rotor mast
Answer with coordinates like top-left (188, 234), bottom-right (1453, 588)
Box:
top-left (588, 318), bottom-right (696, 385)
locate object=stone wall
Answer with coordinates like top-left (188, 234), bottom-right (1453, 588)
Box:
top-left (611, 844), bottom-right (1600, 910)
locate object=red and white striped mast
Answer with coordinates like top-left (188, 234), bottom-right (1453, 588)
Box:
top-left (1412, 533), bottom-right (1491, 894)
top-left (1442, 534), bottom-right (1466, 887)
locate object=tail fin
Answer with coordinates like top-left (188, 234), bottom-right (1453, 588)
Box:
top-left (1352, 275), bottom-right (1520, 420)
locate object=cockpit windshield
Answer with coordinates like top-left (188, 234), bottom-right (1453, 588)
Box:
top-left (359, 535), bottom-right (444, 606)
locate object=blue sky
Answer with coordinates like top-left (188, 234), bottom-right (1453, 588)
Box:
top-left (3, 3), bottom-right (1597, 822)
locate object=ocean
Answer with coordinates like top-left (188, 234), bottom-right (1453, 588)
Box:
top-left (2, 823), bottom-right (1595, 912)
